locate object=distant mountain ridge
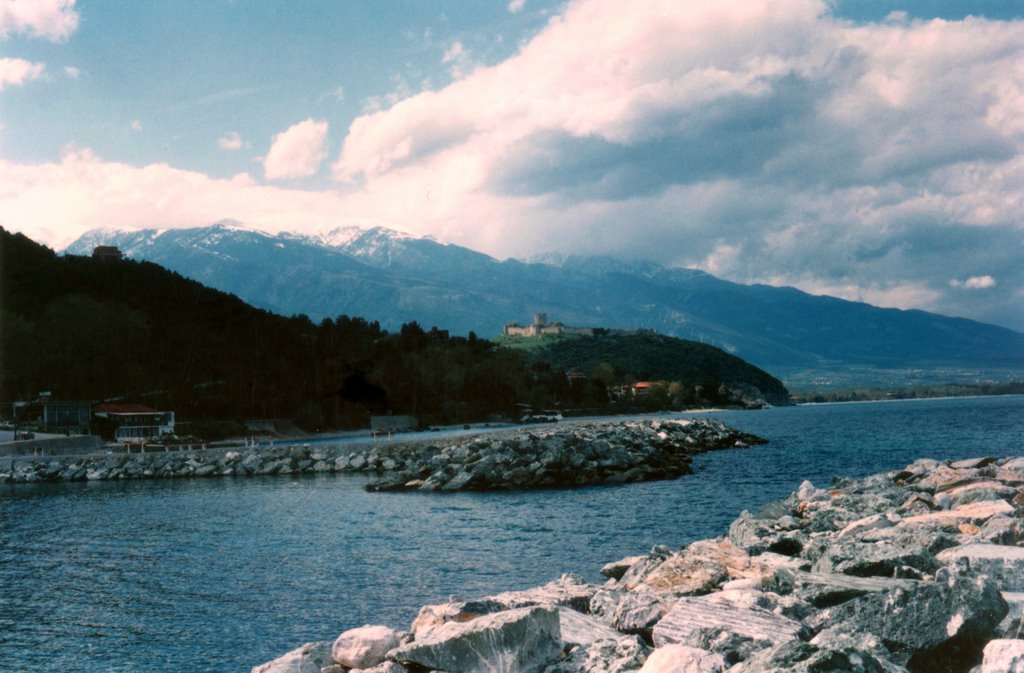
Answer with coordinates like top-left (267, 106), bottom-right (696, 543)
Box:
top-left (65, 223), bottom-right (1024, 382)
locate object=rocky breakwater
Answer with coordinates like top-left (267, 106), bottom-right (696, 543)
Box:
top-left (2, 443), bottom-right (372, 483)
top-left (0, 419), bottom-right (760, 486)
top-left (254, 455), bottom-right (1024, 673)
top-left (365, 418), bottom-right (765, 492)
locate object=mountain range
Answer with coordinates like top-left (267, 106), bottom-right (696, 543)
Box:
top-left (66, 222), bottom-right (1024, 386)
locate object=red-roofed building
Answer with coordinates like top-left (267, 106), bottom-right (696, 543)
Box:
top-left (93, 403), bottom-right (175, 442)
top-left (632, 381), bottom-right (653, 396)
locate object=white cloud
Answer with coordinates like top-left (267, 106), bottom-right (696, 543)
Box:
top-left (951, 275), bottom-right (997, 289)
top-left (442, 41), bottom-right (465, 64)
top-left (325, 0), bottom-right (1024, 329)
top-left (218, 131), bottom-right (246, 151)
top-left (3, 0), bottom-right (1024, 331)
top-left (263, 118), bottom-right (329, 180)
top-left (63, 65), bottom-right (79, 78)
top-left (130, 119), bottom-right (142, 132)
top-left (0, 0), bottom-right (79, 41)
top-left (0, 147), bottom-right (362, 250)
top-left (442, 40), bottom-right (474, 79)
top-left (508, 0), bottom-right (526, 13)
top-left (0, 57), bottom-right (44, 91)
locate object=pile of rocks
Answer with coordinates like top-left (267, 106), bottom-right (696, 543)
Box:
top-left (253, 455), bottom-right (1024, 673)
top-left (365, 419), bottom-right (764, 491)
top-left (1, 418), bottom-right (762, 489)
top-left (1, 443), bottom-right (389, 483)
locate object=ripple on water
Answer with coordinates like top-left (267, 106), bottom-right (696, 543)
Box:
top-left (1, 396), bottom-right (1022, 673)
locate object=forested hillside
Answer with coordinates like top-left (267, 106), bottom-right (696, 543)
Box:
top-left (1, 230), bottom-right (789, 434)
top-left (0, 229), bottom-right (554, 431)
top-left (505, 331), bottom-right (791, 407)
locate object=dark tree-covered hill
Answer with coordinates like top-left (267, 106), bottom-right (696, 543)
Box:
top-left (0, 229), bottom-right (535, 429)
top-left (1, 229), bottom-right (789, 431)
top-left (507, 331), bottom-right (790, 406)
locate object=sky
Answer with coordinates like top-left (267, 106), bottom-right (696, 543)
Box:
top-left (1, 0), bottom-right (1023, 332)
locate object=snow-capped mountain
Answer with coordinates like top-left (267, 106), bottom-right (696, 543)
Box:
top-left (64, 222), bottom-right (1024, 383)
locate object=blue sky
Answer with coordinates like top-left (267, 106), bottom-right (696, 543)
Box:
top-left (1, 0), bottom-right (1023, 331)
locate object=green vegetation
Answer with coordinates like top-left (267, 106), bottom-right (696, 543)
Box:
top-left (505, 331), bottom-right (791, 408)
top-left (792, 381), bottom-right (1024, 404)
top-left (0, 230), bottom-right (554, 433)
top-left (0, 229), bottom-right (790, 435)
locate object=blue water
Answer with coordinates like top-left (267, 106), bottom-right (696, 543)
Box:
top-left (2, 396), bottom-right (1022, 673)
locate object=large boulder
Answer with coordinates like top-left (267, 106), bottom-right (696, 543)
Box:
top-left (557, 607), bottom-right (624, 648)
top-left (981, 640), bottom-right (1024, 673)
top-left (806, 535), bottom-right (942, 578)
top-left (332, 625), bottom-right (402, 669)
top-left (410, 598), bottom-right (506, 636)
top-left (634, 539), bottom-right (764, 595)
top-left (618, 546), bottom-right (674, 590)
top-left (602, 556), bottom-right (646, 581)
top-left (390, 605), bottom-right (562, 673)
top-left (900, 500), bottom-right (1014, 526)
top-left (936, 544), bottom-right (1024, 592)
top-left (651, 595), bottom-right (805, 649)
top-left (771, 569), bottom-right (919, 609)
top-left (590, 590), bottom-right (674, 635)
top-left (729, 641), bottom-right (909, 673)
top-left (489, 574), bottom-right (600, 613)
top-left (813, 577), bottom-right (1007, 673)
top-left (250, 642), bottom-right (334, 673)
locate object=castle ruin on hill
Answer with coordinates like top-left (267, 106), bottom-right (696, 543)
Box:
top-left (502, 313), bottom-right (594, 338)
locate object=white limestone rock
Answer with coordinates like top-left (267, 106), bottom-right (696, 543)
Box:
top-left (348, 662), bottom-right (409, 673)
top-left (332, 625), bottom-right (402, 669)
top-left (558, 607), bottom-right (623, 648)
top-left (639, 644), bottom-right (726, 673)
top-left (936, 544), bottom-right (1024, 592)
top-left (982, 639), bottom-right (1024, 673)
top-left (602, 556), bottom-right (645, 580)
top-left (652, 595), bottom-right (804, 649)
top-left (250, 641), bottom-right (333, 673)
top-left (409, 597), bottom-right (506, 636)
top-left (902, 500), bottom-right (1013, 526)
top-left (390, 605), bottom-right (562, 673)
top-left (590, 590), bottom-right (674, 634)
top-left (489, 574), bottom-right (599, 613)
top-left (836, 512), bottom-right (898, 539)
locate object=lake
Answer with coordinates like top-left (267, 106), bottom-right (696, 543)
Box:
top-left (2, 395), bottom-right (1022, 673)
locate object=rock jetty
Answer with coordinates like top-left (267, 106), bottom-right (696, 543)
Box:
top-left (0, 418), bottom-right (762, 488)
top-left (253, 455), bottom-right (1024, 673)
top-left (365, 419), bottom-right (764, 492)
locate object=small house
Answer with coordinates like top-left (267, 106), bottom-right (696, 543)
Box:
top-left (93, 403), bottom-right (175, 443)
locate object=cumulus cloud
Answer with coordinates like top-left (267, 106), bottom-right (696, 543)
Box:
top-left (508, 0), bottom-right (526, 13)
top-left (63, 65), bottom-right (79, 78)
top-left (0, 0), bottom-right (79, 41)
top-left (0, 57), bottom-right (44, 91)
top-left (0, 147), bottom-right (362, 250)
top-left (442, 40), bottom-right (475, 80)
top-left (217, 131), bottom-right (246, 151)
top-left (326, 0), bottom-right (1024, 329)
top-left (3, 0), bottom-right (1024, 331)
top-left (263, 118), bottom-right (329, 180)
top-left (130, 119), bottom-right (142, 132)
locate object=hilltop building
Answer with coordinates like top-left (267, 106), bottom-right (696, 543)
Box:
top-left (91, 246), bottom-right (123, 261)
top-left (503, 313), bottom-right (594, 338)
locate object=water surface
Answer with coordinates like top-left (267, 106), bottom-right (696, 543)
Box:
top-left (2, 396), bottom-right (1022, 672)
